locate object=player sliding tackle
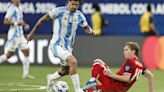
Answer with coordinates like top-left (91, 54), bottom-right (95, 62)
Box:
top-left (26, 0), bottom-right (95, 92)
top-left (83, 42), bottom-right (154, 92)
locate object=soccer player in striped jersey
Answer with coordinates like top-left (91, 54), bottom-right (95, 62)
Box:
top-left (83, 42), bottom-right (154, 92)
top-left (26, 0), bottom-right (94, 92)
top-left (0, 0), bottom-right (34, 79)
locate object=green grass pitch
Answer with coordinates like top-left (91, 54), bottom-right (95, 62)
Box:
top-left (0, 65), bottom-right (163, 92)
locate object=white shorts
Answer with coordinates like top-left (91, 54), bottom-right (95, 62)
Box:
top-left (50, 44), bottom-right (72, 66)
top-left (5, 36), bottom-right (29, 52)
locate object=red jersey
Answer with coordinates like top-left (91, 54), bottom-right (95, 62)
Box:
top-left (109, 57), bottom-right (146, 92)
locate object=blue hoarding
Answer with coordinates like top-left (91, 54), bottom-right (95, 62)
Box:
top-left (0, 0), bottom-right (164, 35)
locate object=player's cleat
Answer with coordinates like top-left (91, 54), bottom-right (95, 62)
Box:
top-left (83, 78), bottom-right (97, 91)
top-left (22, 74), bottom-right (35, 79)
top-left (46, 74), bottom-right (54, 92)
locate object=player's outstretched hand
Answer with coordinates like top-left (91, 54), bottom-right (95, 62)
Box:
top-left (26, 33), bottom-right (33, 42)
top-left (104, 68), bottom-right (113, 77)
top-left (91, 31), bottom-right (96, 36)
top-left (17, 21), bottom-right (25, 26)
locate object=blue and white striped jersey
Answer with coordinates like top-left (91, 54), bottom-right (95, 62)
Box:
top-left (5, 4), bottom-right (24, 40)
top-left (49, 6), bottom-right (88, 50)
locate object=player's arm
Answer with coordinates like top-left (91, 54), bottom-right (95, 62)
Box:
top-left (4, 18), bottom-right (29, 29)
top-left (104, 68), bottom-right (131, 82)
top-left (83, 25), bottom-right (95, 35)
top-left (3, 18), bottom-right (15, 26)
top-left (4, 7), bottom-right (15, 26)
top-left (4, 18), bottom-right (30, 32)
top-left (26, 14), bottom-right (51, 41)
top-left (143, 69), bottom-right (154, 92)
top-left (79, 12), bottom-right (95, 36)
top-left (106, 71), bottom-right (131, 82)
top-left (4, 11), bottom-right (27, 27)
top-left (20, 20), bottom-right (30, 31)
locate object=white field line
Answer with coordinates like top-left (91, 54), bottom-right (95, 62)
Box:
top-left (0, 82), bottom-right (46, 91)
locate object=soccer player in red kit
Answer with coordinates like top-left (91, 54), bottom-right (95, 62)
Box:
top-left (83, 42), bottom-right (154, 92)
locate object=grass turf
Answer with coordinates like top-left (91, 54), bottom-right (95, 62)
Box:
top-left (0, 65), bottom-right (163, 92)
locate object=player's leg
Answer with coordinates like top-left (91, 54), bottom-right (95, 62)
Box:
top-left (50, 44), bottom-right (82, 92)
top-left (47, 65), bottom-right (70, 83)
top-left (0, 51), bottom-right (14, 63)
top-left (48, 54), bottom-right (82, 92)
top-left (21, 48), bottom-right (34, 79)
top-left (49, 65), bottom-right (70, 79)
top-left (83, 59), bottom-right (103, 90)
top-left (0, 54), bottom-right (7, 63)
top-left (20, 37), bottom-right (34, 79)
top-left (83, 59), bottom-right (110, 91)
top-left (66, 55), bottom-right (83, 92)
top-left (46, 66), bottom-right (67, 92)
top-left (47, 45), bottom-right (70, 81)
top-left (0, 40), bottom-right (16, 63)
top-left (46, 65), bottom-right (70, 92)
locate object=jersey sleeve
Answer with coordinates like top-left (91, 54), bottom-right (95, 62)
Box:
top-left (5, 6), bottom-right (14, 19)
top-left (48, 7), bottom-right (60, 19)
top-left (141, 63), bottom-right (147, 74)
top-left (78, 12), bottom-right (88, 27)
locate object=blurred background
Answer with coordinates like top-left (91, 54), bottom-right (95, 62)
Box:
top-left (0, 0), bottom-right (164, 69)
top-left (0, 0), bottom-right (164, 92)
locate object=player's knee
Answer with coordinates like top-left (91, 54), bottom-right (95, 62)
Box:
top-left (24, 53), bottom-right (29, 57)
top-left (67, 56), bottom-right (77, 66)
top-left (22, 49), bottom-right (29, 57)
top-left (25, 51), bottom-right (29, 56)
top-left (6, 52), bottom-right (14, 58)
top-left (94, 58), bottom-right (104, 63)
top-left (93, 58), bottom-right (104, 66)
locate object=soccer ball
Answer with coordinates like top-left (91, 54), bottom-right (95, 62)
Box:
top-left (53, 81), bottom-right (69, 92)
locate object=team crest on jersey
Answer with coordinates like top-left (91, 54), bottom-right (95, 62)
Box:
top-left (125, 66), bottom-right (130, 71)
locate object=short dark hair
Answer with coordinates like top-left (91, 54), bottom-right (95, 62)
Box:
top-left (92, 3), bottom-right (100, 11)
top-left (147, 4), bottom-right (152, 12)
top-left (125, 42), bottom-right (140, 56)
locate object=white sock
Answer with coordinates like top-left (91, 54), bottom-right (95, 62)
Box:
top-left (50, 71), bottom-right (62, 80)
top-left (71, 73), bottom-right (81, 92)
top-left (0, 55), bottom-right (7, 63)
top-left (89, 77), bottom-right (96, 82)
top-left (22, 56), bottom-right (30, 76)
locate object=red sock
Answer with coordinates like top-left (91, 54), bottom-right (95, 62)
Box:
top-left (96, 85), bottom-right (103, 90)
top-left (92, 64), bottom-right (102, 78)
